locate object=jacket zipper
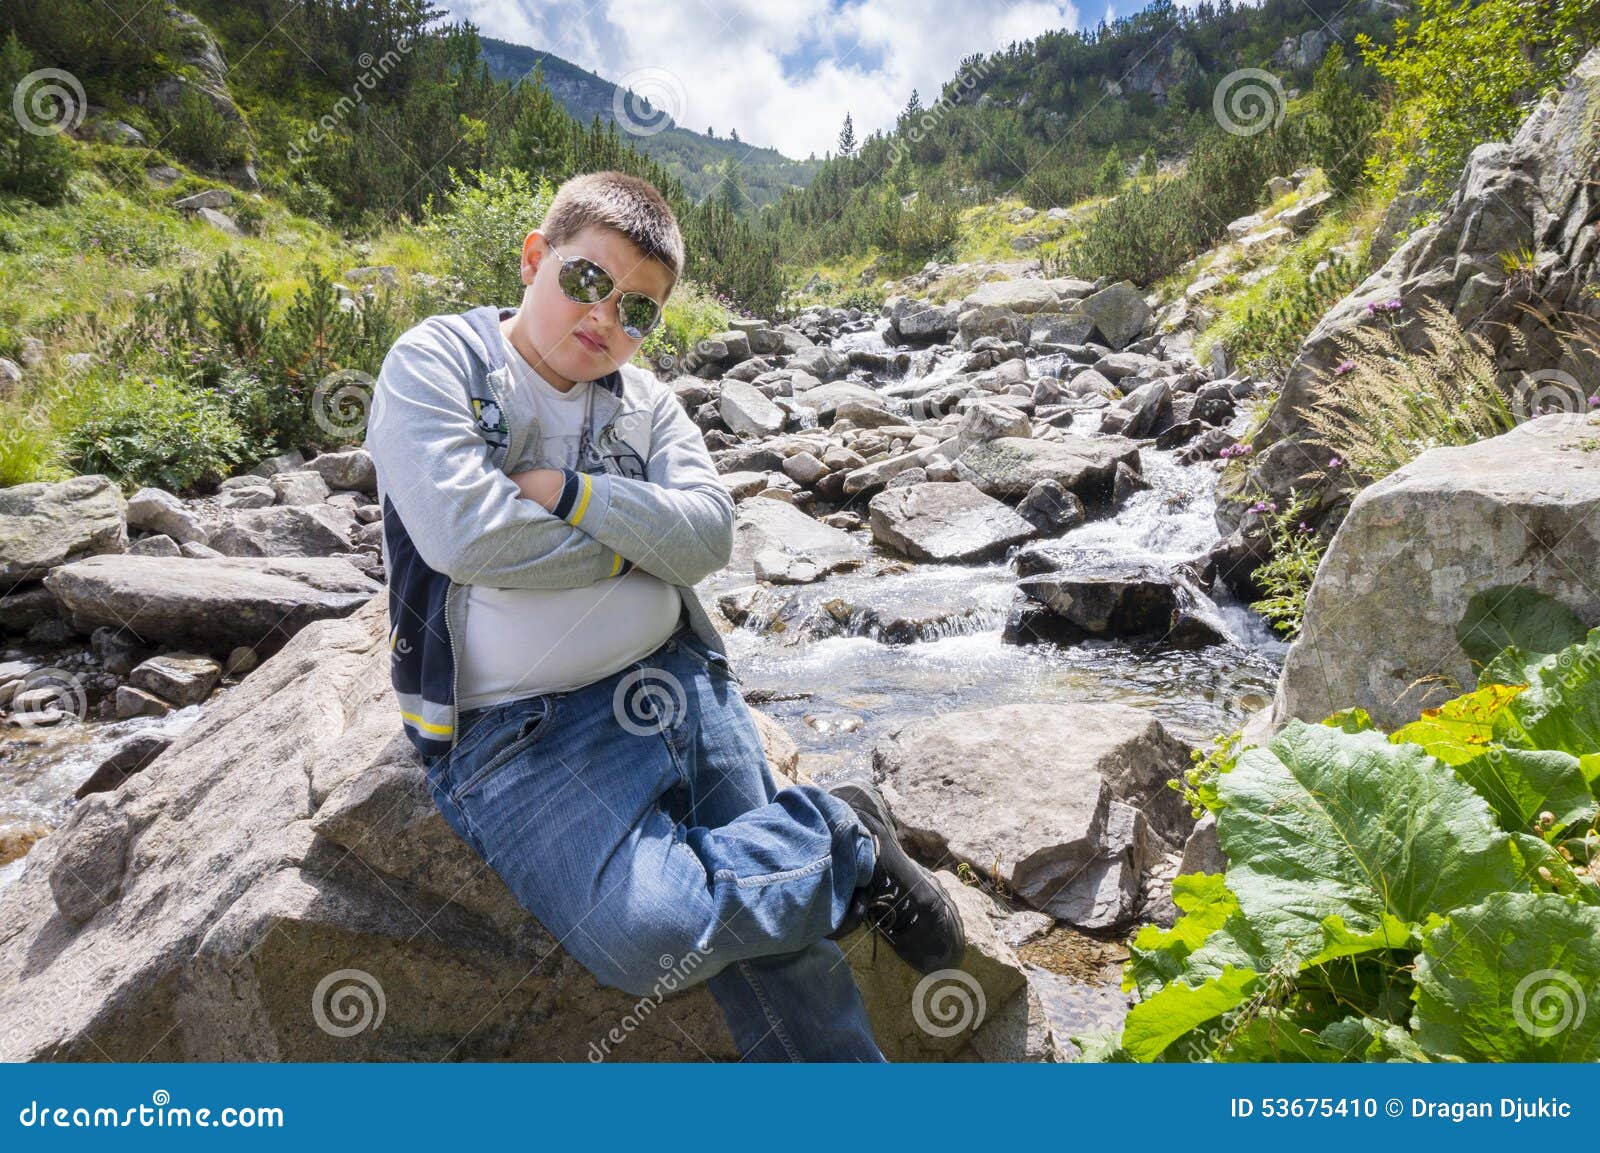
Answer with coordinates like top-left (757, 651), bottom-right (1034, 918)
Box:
top-left (447, 344), bottom-right (514, 754)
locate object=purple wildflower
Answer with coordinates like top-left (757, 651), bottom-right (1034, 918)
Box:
top-left (1334, 359), bottom-right (1356, 375)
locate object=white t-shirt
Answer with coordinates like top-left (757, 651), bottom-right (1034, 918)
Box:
top-left (454, 332), bottom-right (682, 711)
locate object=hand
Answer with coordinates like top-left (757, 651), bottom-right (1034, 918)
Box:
top-left (509, 467), bottom-right (566, 510)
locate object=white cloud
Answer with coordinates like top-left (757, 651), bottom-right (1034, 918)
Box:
top-left (440, 0), bottom-right (1081, 157)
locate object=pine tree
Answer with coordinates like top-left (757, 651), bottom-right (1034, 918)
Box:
top-left (837, 112), bottom-right (856, 156)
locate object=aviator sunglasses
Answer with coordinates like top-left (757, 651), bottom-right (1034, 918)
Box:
top-left (546, 244), bottom-right (664, 339)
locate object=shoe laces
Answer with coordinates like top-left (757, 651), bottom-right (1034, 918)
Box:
top-left (860, 877), bottom-right (919, 963)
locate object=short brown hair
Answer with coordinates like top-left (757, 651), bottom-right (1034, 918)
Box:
top-left (542, 171), bottom-right (684, 282)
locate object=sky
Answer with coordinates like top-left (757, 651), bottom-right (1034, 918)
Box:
top-left (440, 0), bottom-right (1103, 158)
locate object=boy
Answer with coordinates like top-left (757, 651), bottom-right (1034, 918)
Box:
top-left (365, 170), bottom-right (963, 1061)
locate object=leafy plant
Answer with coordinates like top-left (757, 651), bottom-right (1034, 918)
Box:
top-left (1108, 591), bottom-right (1600, 1063)
top-left (421, 167), bottom-right (553, 307)
top-left (1247, 489), bottom-right (1326, 638)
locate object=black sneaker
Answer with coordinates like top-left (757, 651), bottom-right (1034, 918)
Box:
top-left (826, 783), bottom-right (965, 973)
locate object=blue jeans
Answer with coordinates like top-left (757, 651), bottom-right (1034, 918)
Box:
top-left (421, 622), bottom-right (884, 1061)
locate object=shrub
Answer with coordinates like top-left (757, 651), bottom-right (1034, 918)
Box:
top-left (1361, 0), bottom-right (1600, 199)
top-left (0, 34), bottom-right (76, 205)
top-left (60, 367), bottom-right (248, 492)
top-left (1247, 489), bottom-right (1327, 638)
top-left (421, 167), bottom-right (551, 307)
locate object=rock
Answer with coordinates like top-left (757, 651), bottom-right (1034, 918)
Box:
top-left (306, 448), bottom-right (377, 495)
top-left (868, 481), bottom-right (1037, 563)
top-left (270, 470), bottom-right (332, 506)
top-left (250, 449), bottom-right (307, 478)
top-left (47, 798), bottom-right (130, 925)
top-left (887, 298), bottom-right (957, 344)
top-left (76, 733), bottom-right (171, 799)
top-left (1274, 414), bottom-right (1600, 729)
top-left (1098, 380), bottom-right (1173, 438)
top-left (960, 280), bottom-right (1061, 314)
top-left (1077, 281), bottom-right (1150, 350)
top-left (779, 451), bottom-right (828, 487)
top-left (0, 357), bottom-right (21, 400)
top-left (838, 872), bottom-right (1066, 1060)
top-left (842, 439), bottom-right (960, 497)
top-left (225, 646), bottom-right (259, 677)
top-left (832, 398), bottom-right (902, 428)
top-left (1277, 189), bottom-right (1334, 233)
top-left (1179, 813), bottom-right (1226, 876)
top-left (129, 652), bottom-right (223, 707)
top-left (1016, 479), bottom-right (1085, 534)
top-left (172, 188), bottom-right (232, 211)
top-left (0, 475), bottom-right (126, 583)
top-left (194, 207), bottom-right (242, 236)
top-left (730, 498), bottom-right (868, 580)
top-left (90, 626), bottom-right (149, 675)
top-left (793, 380), bottom-right (888, 424)
top-left (210, 505), bottom-right (354, 557)
top-left (1004, 560), bottom-right (1231, 649)
top-left (126, 487), bottom-right (207, 544)
top-left (219, 484), bottom-right (275, 510)
top-left (115, 684), bottom-right (171, 719)
top-left (0, 599), bottom-right (1046, 1061)
top-left (127, 534), bottom-right (181, 557)
top-left (785, 346), bottom-right (849, 382)
top-left (873, 703), bottom-right (1194, 926)
top-left (956, 305), bottom-right (1030, 346)
top-left (955, 399), bottom-right (1032, 451)
top-left (953, 435), bottom-right (1140, 510)
top-left (0, 586), bottom-right (60, 636)
top-left (44, 555), bottom-right (381, 655)
top-left (718, 379), bottom-right (786, 438)
top-left (1030, 311), bottom-right (1097, 346)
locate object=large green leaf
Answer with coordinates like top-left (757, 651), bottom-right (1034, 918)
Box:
top-left (1121, 965), bottom-right (1258, 1062)
top-left (1124, 873), bottom-right (1238, 996)
top-left (1457, 586), bottom-right (1587, 668)
top-left (1390, 684), bottom-right (1523, 765)
top-left (1217, 721), bottom-right (1519, 959)
top-left (1456, 748), bottom-right (1596, 835)
top-left (1413, 892), bottom-right (1600, 1061)
top-left (1492, 630), bottom-right (1600, 759)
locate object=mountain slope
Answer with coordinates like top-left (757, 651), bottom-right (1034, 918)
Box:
top-left (478, 35), bottom-right (817, 207)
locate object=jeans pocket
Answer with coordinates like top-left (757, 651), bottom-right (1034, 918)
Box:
top-left (448, 695), bottom-right (558, 804)
top-left (679, 633), bottom-right (742, 685)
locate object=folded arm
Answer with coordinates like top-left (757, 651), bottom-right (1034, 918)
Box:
top-left (512, 382), bottom-right (734, 587)
top-left (364, 320), bottom-right (630, 588)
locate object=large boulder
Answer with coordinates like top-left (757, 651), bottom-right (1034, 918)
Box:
top-left (868, 481), bottom-right (1037, 563)
top-left (887, 298), bottom-right (957, 344)
top-left (1273, 413), bottom-right (1600, 729)
top-left (1003, 561), bottom-right (1231, 649)
top-left (1076, 281), bottom-right (1150, 350)
top-left (0, 599), bottom-right (1053, 1061)
top-left (954, 435), bottom-right (1140, 510)
top-left (0, 475), bottom-right (126, 583)
top-left (209, 505), bottom-right (355, 557)
top-left (718, 379), bottom-right (786, 438)
top-left (790, 380), bottom-right (888, 424)
top-left (126, 487), bottom-right (208, 545)
top-left (729, 496), bottom-right (869, 582)
top-left (960, 280), bottom-right (1061, 314)
top-left (874, 704), bottom-right (1194, 929)
top-left (43, 555), bottom-right (381, 655)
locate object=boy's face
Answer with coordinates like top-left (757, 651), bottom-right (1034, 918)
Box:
top-left (513, 225), bottom-right (673, 387)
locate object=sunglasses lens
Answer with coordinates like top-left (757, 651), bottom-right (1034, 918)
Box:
top-left (558, 257), bottom-right (611, 304)
top-left (619, 293), bottom-right (661, 337)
